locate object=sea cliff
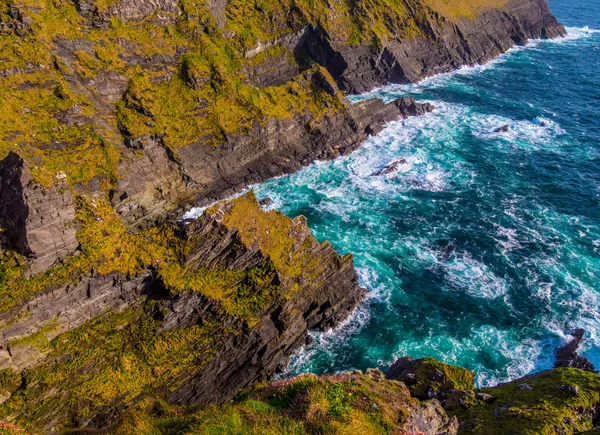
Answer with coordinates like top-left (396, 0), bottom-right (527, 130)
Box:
top-left (0, 0), bottom-right (571, 433)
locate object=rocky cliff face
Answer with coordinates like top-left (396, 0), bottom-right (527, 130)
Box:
top-left (0, 153), bottom-right (78, 275)
top-left (0, 0), bottom-right (564, 231)
top-left (101, 333), bottom-right (600, 435)
top-left (298, 0), bottom-right (566, 93)
top-left (0, 193), bottom-right (365, 432)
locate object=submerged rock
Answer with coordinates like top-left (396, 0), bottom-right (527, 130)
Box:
top-left (371, 159), bottom-right (408, 176)
top-left (494, 124), bottom-right (511, 133)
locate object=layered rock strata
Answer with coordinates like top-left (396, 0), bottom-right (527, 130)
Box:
top-left (0, 153), bottom-right (78, 275)
top-left (0, 193), bottom-right (365, 432)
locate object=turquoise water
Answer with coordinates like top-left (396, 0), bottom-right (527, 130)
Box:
top-left (253, 0), bottom-right (600, 387)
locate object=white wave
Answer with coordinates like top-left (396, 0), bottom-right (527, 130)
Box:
top-left (493, 225), bottom-right (522, 254)
top-left (352, 26), bottom-right (597, 104)
top-left (472, 115), bottom-right (565, 150)
top-left (561, 26), bottom-right (600, 41)
top-left (182, 206), bottom-right (206, 220)
top-left (279, 295), bottom-right (374, 378)
top-left (444, 252), bottom-right (509, 300)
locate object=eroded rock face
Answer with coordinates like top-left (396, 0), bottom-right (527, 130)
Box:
top-left (0, 194), bottom-right (365, 429)
top-left (0, 152), bottom-right (78, 275)
top-left (167, 196), bottom-right (366, 406)
top-left (112, 136), bottom-right (197, 229)
top-left (74, 0), bottom-right (179, 25)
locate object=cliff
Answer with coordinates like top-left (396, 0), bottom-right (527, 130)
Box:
top-left (0, 0), bottom-right (563, 230)
top-left (0, 0), bottom-right (567, 432)
top-left (0, 193), bottom-right (365, 432)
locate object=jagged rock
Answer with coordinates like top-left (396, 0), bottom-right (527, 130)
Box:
top-left (255, 0), bottom-right (565, 93)
top-left (371, 159), bottom-right (408, 176)
top-left (112, 136), bottom-right (198, 229)
top-left (0, 152), bottom-right (78, 275)
top-left (561, 384), bottom-right (580, 396)
top-left (476, 392), bottom-right (497, 404)
top-left (386, 357), bottom-right (476, 405)
top-left (258, 197), bottom-right (273, 208)
top-left (555, 328), bottom-right (596, 371)
top-left (0, 193), bottom-right (366, 428)
top-left (0, 271), bottom-right (155, 371)
top-left (494, 124), bottom-right (511, 133)
top-left (74, 0), bottom-right (179, 26)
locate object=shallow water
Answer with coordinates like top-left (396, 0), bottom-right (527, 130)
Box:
top-left (241, 0), bottom-right (599, 386)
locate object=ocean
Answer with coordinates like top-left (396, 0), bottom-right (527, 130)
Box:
top-left (249, 0), bottom-right (600, 386)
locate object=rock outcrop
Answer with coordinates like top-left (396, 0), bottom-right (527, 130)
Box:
top-left (555, 329), bottom-right (596, 372)
top-left (0, 152), bottom-right (78, 275)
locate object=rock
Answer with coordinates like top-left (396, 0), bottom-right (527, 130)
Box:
top-left (386, 357), bottom-right (475, 402)
top-left (371, 159), bottom-right (408, 176)
top-left (291, 0), bottom-right (565, 94)
top-left (494, 124), bottom-right (511, 133)
top-left (518, 383), bottom-right (534, 390)
top-left (0, 152), bottom-right (78, 275)
top-left (258, 197), bottom-right (273, 208)
top-left (477, 392), bottom-right (497, 404)
top-left (1, 193), bottom-right (366, 427)
top-left (561, 384), bottom-right (580, 396)
top-left (442, 245), bottom-right (455, 262)
top-left (404, 399), bottom-right (459, 435)
top-left (115, 73), bottom-right (435, 229)
top-left (555, 328), bottom-right (596, 372)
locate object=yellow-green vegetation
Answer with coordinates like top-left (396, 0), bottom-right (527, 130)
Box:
top-left (109, 370), bottom-right (422, 435)
top-left (0, 302), bottom-right (235, 431)
top-left (0, 0), bottom-right (507, 191)
top-left (454, 368), bottom-right (600, 435)
top-left (56, 365), bottom-right (600, 435)
top-left (403, 357), bottom-right (475, 399)
top-left (0, 191), bottom-right (352, 432)
top-left (0, 197), bottom-right (181, 313)
top-left (0, 192), bottom-right (309, 321)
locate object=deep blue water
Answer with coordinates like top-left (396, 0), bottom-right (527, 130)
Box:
top-left (255, 0), bottom-right (600, 386)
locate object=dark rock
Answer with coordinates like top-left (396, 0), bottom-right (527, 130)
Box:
top-left (477, 392), bottom-right (497, 404)
top-left (258, 197), bottom-right (273, 208)
top-left (285, 0), bottom-right (566, 93)
top-left (0, 152), bottom-right (78, 275)
top-left (386, 356), bottom-right (418, 381)
top-left (555, 328), bottom-right (596, 372)
top-left (518, 383), bottom-right (534, 390)
top-left (494, 124), bottom-right (511, 133)
top-left (442, 245), bottom-right (455, 262)
top-left (386, 357), bottom-right (475, 405)
top-left (561, 384), bottom-right (580, 397)
top-left (0, 194), bottom-right (366, 423)
top-left (371, 159), bottom-right (408, 176)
